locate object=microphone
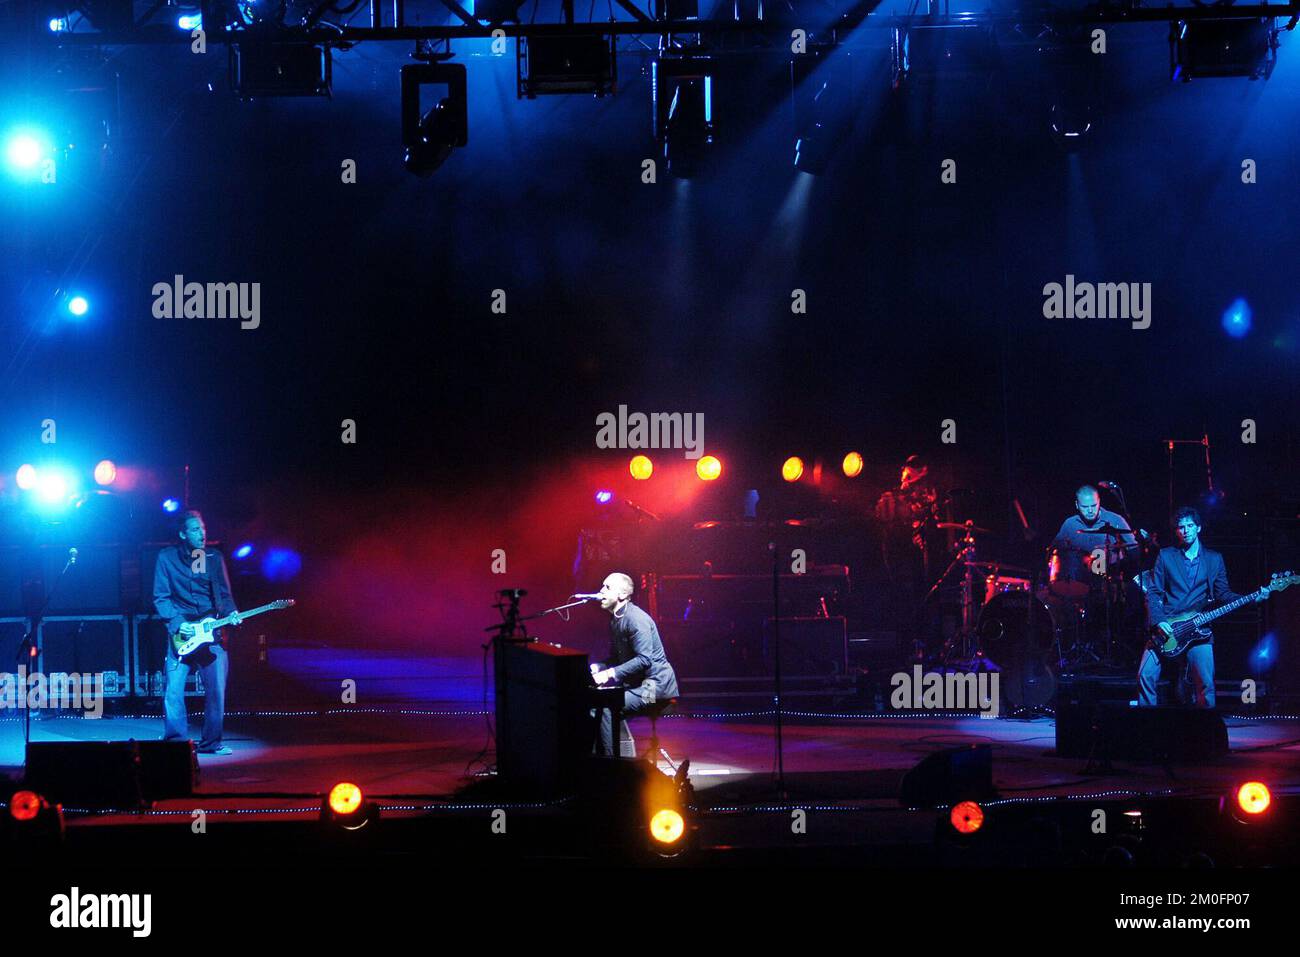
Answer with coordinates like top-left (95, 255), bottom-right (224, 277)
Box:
top-left (571, 593), bottom-right (603, 601)
top-left (68, 547), bottom-right (78, 565)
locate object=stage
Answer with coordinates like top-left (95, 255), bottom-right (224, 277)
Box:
top-left (3, 651), bottom-right (1297, 861)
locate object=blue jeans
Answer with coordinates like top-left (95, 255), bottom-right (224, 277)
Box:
top-left (1137, 642), bottom-right (1215, 708)
top-left (597, 687), bottom-right (656, 758)
top-left (163, 644), bottom-right (228, 750)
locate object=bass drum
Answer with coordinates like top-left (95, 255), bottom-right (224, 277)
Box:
top-left (977, 591), bottom-right (1060, 711)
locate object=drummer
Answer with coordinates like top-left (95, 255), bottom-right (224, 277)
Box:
top-left (1052, 485), bottom-right (1138, 582)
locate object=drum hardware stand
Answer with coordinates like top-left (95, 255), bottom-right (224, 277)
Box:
top-left (927, 522), bottom-right (998, 672)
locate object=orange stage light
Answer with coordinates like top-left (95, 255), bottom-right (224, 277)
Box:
top-left (782, 457), bottom-right (804, 483)
top-left (950, 801), bottom-right (984, 835)
top-left (629, 455), bottom-right (653, 480)
top-left (696, 455), bottom-right (722, 481)
top-left (842, 452), bottom-right (863, 478)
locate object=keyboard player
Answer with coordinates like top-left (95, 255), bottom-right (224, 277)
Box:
top-left (590, 572), bottom-right (680, 757)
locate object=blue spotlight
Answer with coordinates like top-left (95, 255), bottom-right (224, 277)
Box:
top-left (1250, 632), bottom-right (1279, 676)
top-left (162, 497), bottom-right (181, 513)
top-left (5, 132), bottom-right (44, 172)
top-left (1222, 298), bottom-right (1252, 338)
top-left (67, 295), bottom-right (89, 317)
top-left (233, 543), bottom-right (255, 560)
top-left (261, 548), bottom-right (302, 582)
top-left (595, 490), bottom-right (614, 504)
top-left (177, 13), bottom-right (202, 29)
top-left (49, 17), bottom-right (69, 32)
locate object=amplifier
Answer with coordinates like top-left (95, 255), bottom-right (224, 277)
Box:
top-left (763, 616), bottom-right (847, 676)
top-left (0, 546), bottom-right (35, 617)
top-left (36, 616), bottom-right (131, 698)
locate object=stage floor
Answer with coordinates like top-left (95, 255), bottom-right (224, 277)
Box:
top-left (4, 705), bottom-right (1298, 822)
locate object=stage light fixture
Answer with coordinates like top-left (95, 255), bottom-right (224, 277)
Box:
top-left (4, 789), bottom-right (64, 845)
top-left (649, 808), bottom-right (685, 846)
top-left (67, 295), bottom-right (89, 317)
top-left (518, 35), bottom-right (617, 98)
top-left (782, 457), bottom-right (804, 482)
top-left (892, 23), bottom-right (998, 87)
top-left (322, 781), bottom-right (377, 831)
top-left (842, 452), bottom-right (863, 478)
top-left (230, 43), bottom-right (332, 99)
top-left (629, 455), bottom-right (653, 480)
top-left (49, 17), bottom-right (69, 32)
top-left (10, 790), bottom-right (43, 823)
top-left (949, 800), bottom-right (984, 835)
top-left (16, 465), bottom-right (38, 491)
top-left (1222, 297), bottom-right (1252, 338)
top-left (177, 13), bottom-right (202, 30)
top-left (402, 63), bottom-right (468, 177)
top-left (92, 460), bottom-right (116, 486)
top-left (595, 489), bottom-right (614, 504)
top-left (696, 455), bottom-right (722, 481)
top-left (1172, 18), bottom-right (1277, 81)
top-left (261, 548), bottom-right (302, 582)
top-left (791, 49), bottom-right (845, 175)
top-left (653, 56), bottom-right (714, 179)
top-left (1235, 781), bottom-right (1271, 817)
top-left (162, 497), bottom-right (181, 513)
top-left (234, 543), bottom-right (255, 559)
top-left (35, 470), bottom-right (70, 505)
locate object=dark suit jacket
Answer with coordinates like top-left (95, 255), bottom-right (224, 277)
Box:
top-left (153, 544), bottom-right (237, 641)
top-left (606, 602), bottom-right (679, 700)
top-left (1144, 545), bottom-right (1243, 639)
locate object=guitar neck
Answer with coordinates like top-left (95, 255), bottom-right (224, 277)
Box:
top-left (215, 602), bottom-right (281, 627)
top-left (1195, 592), bottom-right (1258, 627)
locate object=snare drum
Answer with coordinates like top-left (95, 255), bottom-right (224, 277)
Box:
top-left (1047, 547), bottom-right (1091, 599)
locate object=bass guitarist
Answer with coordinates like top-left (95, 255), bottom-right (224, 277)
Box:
top-left (1138, 506), bottom-right (1264, 708)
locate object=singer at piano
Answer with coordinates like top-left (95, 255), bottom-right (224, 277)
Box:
top-left (153, 510), bottom-right (243, 755)
top-left (590, 572), bottom-right (679, 757)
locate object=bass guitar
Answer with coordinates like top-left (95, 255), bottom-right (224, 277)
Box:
top-left (1151, 571), bottom-right (1296, 660)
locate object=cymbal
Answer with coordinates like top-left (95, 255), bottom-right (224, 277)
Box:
top-left (1072, 523), bottom-right (1134, 537)
top-left (938, 522), bottom-right (991, 533)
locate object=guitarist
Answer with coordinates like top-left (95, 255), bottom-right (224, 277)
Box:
top-left (153, 510), bottom-right (243, 755)
top-left (1137, 506), bottom-right (1263, 708)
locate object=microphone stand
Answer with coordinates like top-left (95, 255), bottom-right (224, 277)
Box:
top-left (770, 542), bottom-right (786, 798)
top-left (17, 553), bottom-right (76, 768)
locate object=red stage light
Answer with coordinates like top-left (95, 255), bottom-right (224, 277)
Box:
top-left (629, 455), bottom-right (653, 480)
top-left (1236, 782), bottom-right (1271, 816)
top-left (696, 456), bottom-right (722, 481)
top-left (950, 801), bottom-right (984, 835)
top-left (93, 459), bottom-right (117, 486)
top-left (10, 790), bottom-right (44, 822)
top-left (328, 782), bottom-right (363, 816)
top-left (782, 457), bottom-right (804, 483)
top-left (842, 452), bottom-right (863, 478)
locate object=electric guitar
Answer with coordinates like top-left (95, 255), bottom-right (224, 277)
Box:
top-left (1150, 571), bottom-right (1296, 660)
top-left (173, 599), bottom-right (295, 656)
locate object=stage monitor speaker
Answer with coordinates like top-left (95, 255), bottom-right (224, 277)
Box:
top-left (899, 743), bottom-right (994, 808)
top-left (1055, 701), bottom-right (1228, 761)
top-left (40, 545), bottom-right (122, 613)
top-left (24, 740), bottom-right (197, 808)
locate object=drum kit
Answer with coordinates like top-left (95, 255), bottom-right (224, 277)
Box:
top-left (929, 520), bottom-right (1147, 712)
